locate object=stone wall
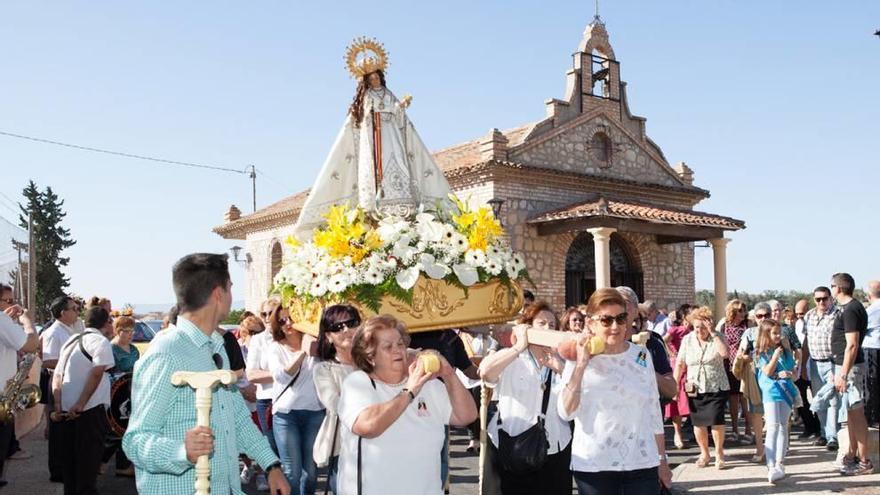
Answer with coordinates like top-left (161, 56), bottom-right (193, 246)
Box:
top-left (512, 115), bottom-right (682, 188)
top-left (244, 224), bottom-right (296, 312)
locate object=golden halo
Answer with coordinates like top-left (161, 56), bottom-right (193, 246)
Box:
top-left (345, 36), bottom-right (388, 79)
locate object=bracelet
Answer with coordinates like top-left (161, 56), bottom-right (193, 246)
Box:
top-left (265, 461), bottom-right (282, 474)
top-left (400, 388), bottom-right (415, 402)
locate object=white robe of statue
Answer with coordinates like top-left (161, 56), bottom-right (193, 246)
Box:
top-left (294, 86), bottom-right (452, 238)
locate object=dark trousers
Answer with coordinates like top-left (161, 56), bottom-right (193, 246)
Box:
top-left (59, 405), bottom-right (109, 495)
top-left (866, 348), bottom-right (880, 426)
top-left (493, 441), bottom-right (572, 495)
top-left (48, 411), bottom-right (64, 480)
top-left (466, 387), bottom-right (481, 441)
top-left (101, 434), bottom-right (131, 470)
top-left (0, 419), bottom-right (13, 477)
top-left (573, 467), bottom-right (659, 495)
top-left (795, 378), bottom-right (820, 434)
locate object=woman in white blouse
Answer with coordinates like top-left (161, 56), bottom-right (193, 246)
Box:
top-left (267, 306), bottom-right (326, 495)
top-left (312, 304), bottom-right (361, 494)
top-left (479, 301), bottom-right (572, 495)
top-left (559, 288), bottom-right (671, 494)
top-left (336, 315), bottom-right (477, 495)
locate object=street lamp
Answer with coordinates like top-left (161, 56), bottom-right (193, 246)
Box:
top-left (229, 246), bottom-right (250, 266)
top-left (487, 198), bottom-right (505, 227)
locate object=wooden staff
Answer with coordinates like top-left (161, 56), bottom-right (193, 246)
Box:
top-left (171, 370), bottom-right (237, 495)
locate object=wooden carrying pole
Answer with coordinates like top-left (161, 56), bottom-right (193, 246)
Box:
top-left (171, 370), bottom-right (237, 495)
top-left (27, 212), bottom-right (35, 314)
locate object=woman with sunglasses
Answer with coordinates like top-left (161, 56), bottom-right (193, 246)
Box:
top-left (559, 307), bottom-right (586, 333)
top-left (266, 306), bottom-right (325, 495)
top-left (559, 288), bottom-right (669, 495)
top-left (312, 304), bottom-right (361, 494)
top-left (479, 301), bottom-right (571, 495)
top-left (674, 306), bottom-right (730, 469)
top-left (720, 299), bottom-right (749, 442)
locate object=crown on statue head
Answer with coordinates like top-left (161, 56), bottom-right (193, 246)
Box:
top-left (345, 36), bottom-right (389, 79)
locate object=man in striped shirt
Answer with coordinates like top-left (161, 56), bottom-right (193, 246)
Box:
top-left (123, 253), bottom-right (289, 495)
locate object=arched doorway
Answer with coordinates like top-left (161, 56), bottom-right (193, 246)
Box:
top-left (564, 232), bottom-right (643, 308)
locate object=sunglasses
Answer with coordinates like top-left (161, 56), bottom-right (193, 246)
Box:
top-left (279, 317), bottom-right (291, 326)
top-left (755, 313), bottom-right (770, 319)
top-left (591, 313), bottom-right (628, 327)
top-left (329, 317), bottom-right (360, 332)
top-left (814, 296), bottom-right (829, 303)
top-left (795, 313), bottom-right (805, 318)
top-left (212, 353), bottom-right (224, 369)
top-left (260, 311), bottom-right (272, 317)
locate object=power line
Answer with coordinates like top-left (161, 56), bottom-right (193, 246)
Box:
top-left (0, 130), bottom-right (250, 175)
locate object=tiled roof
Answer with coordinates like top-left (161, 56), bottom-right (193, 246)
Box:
top-left (433, 123), bottom-right (535, 171)
top-left (213, 189), bottom-right (310, 238)
top-left (529, 197), bottom-right (745, 230)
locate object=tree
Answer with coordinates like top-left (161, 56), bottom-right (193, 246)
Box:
top-left (18, 181), bottom-right (76, 322)
top-left (222, 308), bottom-right (248, 325)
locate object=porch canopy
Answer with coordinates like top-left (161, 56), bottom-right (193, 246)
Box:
top-left (528, 195), bottom-right (745, 318)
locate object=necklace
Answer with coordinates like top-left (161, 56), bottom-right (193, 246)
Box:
top-left (369, 88), bottom-right (386, 110)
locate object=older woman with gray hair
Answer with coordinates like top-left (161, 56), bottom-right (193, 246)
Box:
top-left (336, 315), bottom-right (477, 495)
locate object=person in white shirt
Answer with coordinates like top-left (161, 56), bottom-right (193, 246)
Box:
top-left (312, 304), bottom-right (361, 495)
top-left (559, 288), bottom-right (671, 494)
top-left (337, 315), bottom-right (477, 495)
top-left (0, 284), bottom-right (39, 483)
top-left (51, 306), bottom-right (115, 494)
top-left (266, 305), bottom-right (325, 494)
top-left (41, 294), bottom-right (81, 482)
top-left (246, 300), bottom-right (280, 448)
top-left (478, 301), bottom-right (572, 495)
top-left (641, 300), bottom-right (669, 337)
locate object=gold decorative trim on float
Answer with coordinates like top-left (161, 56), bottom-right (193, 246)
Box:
top-left (289, 277), bottom-right (524, 337)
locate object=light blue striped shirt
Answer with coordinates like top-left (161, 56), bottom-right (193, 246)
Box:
top-left (122, 317), bottom-right (278, 494)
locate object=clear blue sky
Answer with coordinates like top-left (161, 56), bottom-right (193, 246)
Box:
top-left (1, 2), bottom-right (877, 307)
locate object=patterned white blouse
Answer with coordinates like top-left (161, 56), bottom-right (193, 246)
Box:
top-left (677, 332), bottom-right (730, 394)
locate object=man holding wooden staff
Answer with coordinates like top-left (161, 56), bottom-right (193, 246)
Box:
top-left (123, 253), bottom-right (289, 495)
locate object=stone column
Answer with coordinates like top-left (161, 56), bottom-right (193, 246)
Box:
top-left (708, 237), bottom-right (731, 320)
top-left (587, 227), bottom-right (617, 289)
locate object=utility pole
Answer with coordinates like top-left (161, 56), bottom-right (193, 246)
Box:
top-left (27, 210), bottom-right (35, 316)
top-left (248, 165), bottom-right (257, 212)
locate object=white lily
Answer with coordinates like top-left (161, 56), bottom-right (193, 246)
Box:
top-left (453, 263), bottom-right (479, 286)
top-left (395, 266), bottom-right (420, 290)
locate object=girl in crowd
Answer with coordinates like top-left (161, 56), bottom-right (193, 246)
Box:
top-left (675, 307), bottom-right (729, 469)
top-left (559, 289), bottom-right (671, 494)
top-left (102, 316), bottom-right (139, 476)
top-left (479, 301), bottom-right (572, 495)
top-left (663, 304), bottom-right (693, 448)
top-left (559, 307), bottom-right (586, 333)
top-left (755, 319), bottom-right (798, 483)
top-left (267, 306), bottom-right (325, 495)
top-left (337, 315), bottom-right (477, 495)
top-left (721, 299), bottom-right (749, 441)
top-left (312, 305), bottom-right (361, 494)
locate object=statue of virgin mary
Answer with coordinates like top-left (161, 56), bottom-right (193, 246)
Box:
top-left (293, 37), bottom-right (452, 238)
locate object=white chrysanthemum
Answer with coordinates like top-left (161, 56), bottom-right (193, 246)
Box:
top-left (453, 263), bottom-right (478, 286)
top-left (465, 249), bottom-right (486, 267)
top-left (485, 256), bottom-right (503, 276)
top-left (328, 273), bottom-right (350, 293)
top-left (310, 277), bottom-right (329, 297)
top-left (364, 269), bottom-right (384, 285)
top-left (448, 232), bottom-right (468, 254)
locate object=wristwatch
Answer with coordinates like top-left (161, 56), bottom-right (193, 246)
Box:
top-left (265, 461), bottom-right (283, 474)
top-left (400, 388), bottom-right (416, 402)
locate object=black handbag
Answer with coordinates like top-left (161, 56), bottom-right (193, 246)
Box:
top-left (496, 369), bottom-right (553, 474)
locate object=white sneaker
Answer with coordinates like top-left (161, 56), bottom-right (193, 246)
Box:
top-left (256, 473), bottom-right (269, 491)
top-left (768, 466), bottom-right (784, 483)
top-left (240, 464), bottom-right (254, 484)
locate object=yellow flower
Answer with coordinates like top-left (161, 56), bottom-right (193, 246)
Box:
top-left (284, 235), bottom-right (301, 249)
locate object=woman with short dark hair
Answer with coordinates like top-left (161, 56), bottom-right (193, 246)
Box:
top-left (336, 315), bottom-right (477, 495)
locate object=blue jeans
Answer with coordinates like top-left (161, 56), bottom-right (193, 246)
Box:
top-left (256, 398), bottom-right (279, 455)
top-left (809, 360), bottom-right (839, 441)
top-left (273, 409), bottom-right (325, 495)
top-left (764, 401), bottom-right (791, 467)
top-left (440, 426), bottom-right (449, 486)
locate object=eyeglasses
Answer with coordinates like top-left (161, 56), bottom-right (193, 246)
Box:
top-left (212, 353), bottom-right (224, 369)
top-left (591, 313), bottom-right (628, 327)
top-left (814, 296), bottom-right (829, 303)
top-left (795, 313), bottom-right (805, 318)
top-left (329, 317), bottom-right (360, 332)
top-left (755, 313), bottom-right (770, 319)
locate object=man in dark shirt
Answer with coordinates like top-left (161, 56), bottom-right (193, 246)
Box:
top-left (830, 272), bottom-right (873, 476)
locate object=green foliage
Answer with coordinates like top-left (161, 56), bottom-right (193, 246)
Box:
top-left (18, 181), bottom-right (76, 322)
top-left (693, 288), bottom-right (864, 311)
top-left (222, 308), bottom-right (248, 325)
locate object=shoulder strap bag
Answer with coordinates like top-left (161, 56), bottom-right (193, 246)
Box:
top-left (495, 368), bottom-right (553, 474)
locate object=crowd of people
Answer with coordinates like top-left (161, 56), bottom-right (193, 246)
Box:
top-left (0, 258), bottom-right (877, 494)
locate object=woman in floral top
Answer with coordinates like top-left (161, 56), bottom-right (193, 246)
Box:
top-left (663, 304), bottom-right (692, 449)
top-left (721, 299), bottom-right (748, 441)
